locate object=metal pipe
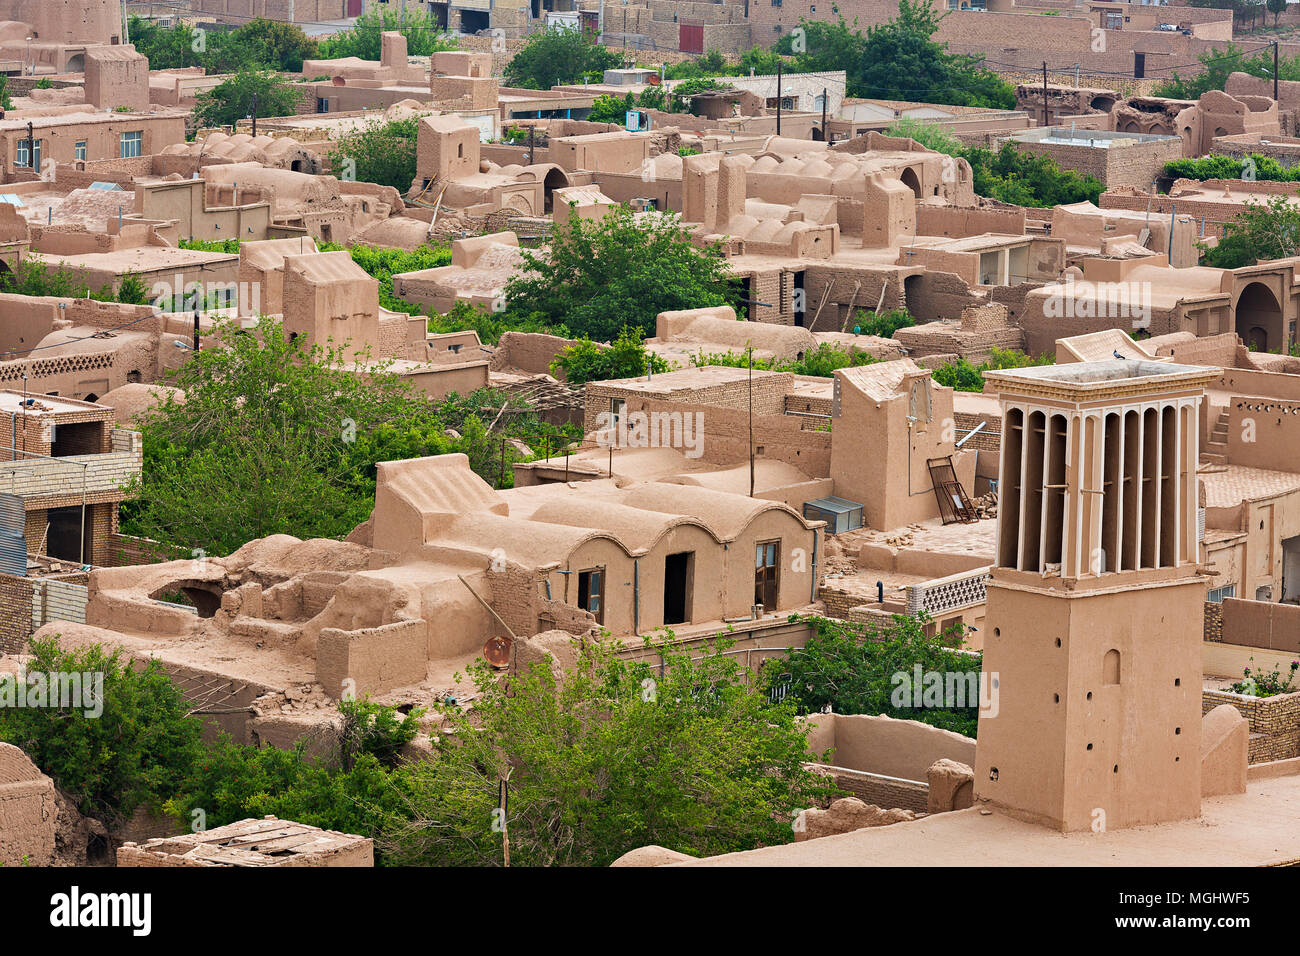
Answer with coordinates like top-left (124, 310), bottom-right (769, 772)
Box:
top-left (633, 557), bottom-right (640, 635)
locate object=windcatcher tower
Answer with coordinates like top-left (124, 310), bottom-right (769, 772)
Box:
top-left (974, 359), bottom-right (1217, 832)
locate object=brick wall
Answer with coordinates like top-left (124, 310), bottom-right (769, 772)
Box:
top-left (953, 411), bottom-right (1001, 452)
top-left (0, 573), bottom-right (32, 652)
top-left (1203, 600), bottom-right (1223, 642)
top-left (814, 765), bottom-right (930, 812)
top-left (1202, 688), bottom-right (1300, 763)
top-left (584, 371), bottom-right (794, 435)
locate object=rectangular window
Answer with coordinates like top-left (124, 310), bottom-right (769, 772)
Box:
top-left (316, 98), bottom-right (330, 113)
top-left (15, 138), bottom-right (39, 169)
top-left (755, 540), bottom-right (780, 612)
top-left (119, 131), bottom-right (143, 158)
top-left (577, 568), bottom-right (604, 625)
top-left (74, 141), bottom-right (86, 161)
top-left (1207, 585), bottom-right (1236, 604)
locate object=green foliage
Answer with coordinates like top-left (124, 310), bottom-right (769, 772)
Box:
top-left (774, 3), bottom-right (1014, 109)
top-left (1201, 195), bottom-right (1300, 268)
top-left (503, 27), bottom-right (622, 90)
top-left (550, 326), bottom-right (670, 385)
top-left (192, 69), bottom-right (301, 129)
top-left (128, 16), bottom-right (319, 73)
top-left (1268, 0), bottom-right (1288, 25)
top-left (889, 118), bottom-right (1104, 208)
top-left (931, 348), bottom-right (1054, 391)
top-left (121, 315), bottom-right (458, 556)
top-left (426, 300), bottom-right (565, 345)
top-left (587, 93), bottom-right (634, 124)
top-left (501, 204), bottom-right (735, 341)
top-left (317, 8), bottom-right (457, 60)
top-left (689, 341), bottom-right (878, 378)
top-left (1231, 657), bottom-right (1300, 697)
top-left (163, 697), bottom-right (422, 855)
top-left (384, 635), bottom-right (839, 866)
top-left (1165, 153), bottom-right (1300, 184)
top-left (329, 116), bottom-right (423, 191)
top-left (178, 238), bottom-right (241, 254)
top-left (0, 76), bottom-right (12, 111)
top-left (0, 259), bottom-right (149, 304)
top-left (767, 615), bottom-right (982, 738)
top-left (1153, 43), bottom-right (1299, 99)
top-left (33, 77), bottom-right (52, 90)
top-left (853, 308), bottom-right (915, 338)
top-left (0, 637), bottom-right (203, 823)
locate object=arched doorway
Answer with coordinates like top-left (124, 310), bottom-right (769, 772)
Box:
top-left (65, 54), bottom-right (84, 74)
top-left (898, 166), bottom-right (922, 199)
top-left (1236, 282), bottom-right (1284, 353)
top-left (542, 167), bottom-right (569, 214)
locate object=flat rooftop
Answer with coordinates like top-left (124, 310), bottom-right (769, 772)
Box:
top-left (683, 770), bottom-right (1300, 866)
top-left (1199, 463), bottom-right (1300, 509)
top-left (593, 365), bottom-right (788, 393)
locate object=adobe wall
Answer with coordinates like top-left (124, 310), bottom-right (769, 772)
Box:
top-left (1202, 687), bottom-right (1300, 763)
top-left (1218, 597), bottom-right (1300, 654)
top-left (1013, 135), bottom-right (1183, 190)
top-left (316, 619), bottom-right (427, 699)
top-left (0, 742), bottom-right (56, 866)
top-left (803, 712), bottom-right (976, 781)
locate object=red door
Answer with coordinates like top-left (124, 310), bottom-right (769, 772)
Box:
top-left (347, 0), bottom-right (363, 17)
top-left (679, 21), bottom-right (704, 55)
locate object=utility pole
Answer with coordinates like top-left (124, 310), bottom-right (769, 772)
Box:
top-left (250, 93), bottom-right (257, 137)
top-left (748, 344), bottom-right (754, 498)
top-left (1275, 41), bottom-right (1280, 103)
top-left (192, 304), bottom-right (201, 353)
top-left (528, 124), bottom-right (535, 166)
top-left (776, 62), bottom-right (782, 137)
top-left (1042, 61), bottom-right (1049, 128)
top-left (820, 86), bottom-right (827, 142)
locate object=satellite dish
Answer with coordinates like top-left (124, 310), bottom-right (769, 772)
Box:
top-left (483, 635), bottom-right (512, 668)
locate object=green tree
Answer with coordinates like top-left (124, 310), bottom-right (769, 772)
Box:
top-left (329, 116), bottom-right (424, 191)
top-left (774, 4), bottom-right (1013, 109)
top-left (317, 8), bottom-right (457, 60)
top-left (501, 204), bottom-right (735, 341)
top-left (1269, 0), bottom-right (1288, 25)
top-left (192, 69), bottom-right (302, 129)
top-left (768, 615), bottom-right (982, 737)
top-left (383, 635), bottom-right (839, 866)
top-left (0, 637), bottom-right (204, 823)
top-left (587, 92), bottom-right (635, 124)
top-left (1201, 195), bottom-right (1300, 268)
top-left (503, 27), bottom-right (622, 90)
top-left (222, 18), bottom-right (319, 72)
top-left (854, 308), bottom-right (915, 338)
top-left (121, 316), bottom-right (458, 555)
top-left (1153, 43), bottom-right (1288, 99)
top-left (550, 326), bottom-right (670, 385)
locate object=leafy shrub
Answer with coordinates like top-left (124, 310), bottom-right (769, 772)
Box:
top-left (550, 326), bottom-right (669, 385)
top-left (767, 614), bottom-right (982, 737)
top-left (0, 637), bottom-right (203, 823)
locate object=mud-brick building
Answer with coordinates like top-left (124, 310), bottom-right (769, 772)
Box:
top-left (0, 390), bottom-right (141, 568)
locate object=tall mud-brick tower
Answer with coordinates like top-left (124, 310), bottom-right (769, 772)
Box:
top-left (974, 359), bottom-right (1217, 832)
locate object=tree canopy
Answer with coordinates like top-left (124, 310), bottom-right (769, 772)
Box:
top-left (773, 2), bottom-right (1014, 109)
top-left (503, 27), bottom-right (623, 90)
top-left (192, 69), bottom-right (302, 129)
top-left (501, 204), bottom-right (737, 341)
top-left (316, 8), bottom-right (458, 61)
top-left (1200, 195), bottom-right (1300, 269)
top-left (329, 116), bottom-right (424, 191)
